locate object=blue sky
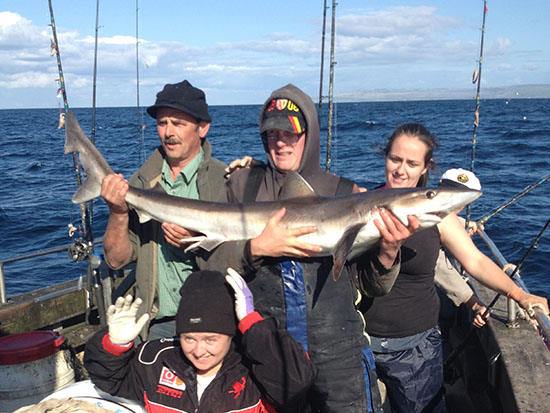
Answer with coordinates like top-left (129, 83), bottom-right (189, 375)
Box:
top-left (1, 0), bottom-right (549, 109)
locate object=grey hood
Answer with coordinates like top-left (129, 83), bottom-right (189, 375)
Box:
top-left (258, 84), bottom-right (339, 197)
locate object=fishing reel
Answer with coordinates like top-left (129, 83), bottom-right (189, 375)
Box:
top-left (68, 237), bottom-right (93, 262)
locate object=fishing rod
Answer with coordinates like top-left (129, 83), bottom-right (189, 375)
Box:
top-left (477, 174), bottom-right (550, 227)
top-left (466, 0), bottom-right (488, 223)
top-left (91, 0), bottom-right (99, 146)
top-left (136, 0), bottom-right (144, 167)
top-left (317, 0), bottom-right (328, 129)
top-left (89, 0), bottom-right (100, 224)
top-left (48, 0), bottom-right (93, 245)
top-left (49, 0), bottom-right (104, 325)
top-left (470, 0), bottom-right (487, 174)
top-left (325, 0), bottom-right (336, 173)
top-left (483, 215), bottom-right (550, 311)
top-left (444, 214), bottom-right (550, 367)
top-left (89, 0), bottom-right (108, 326)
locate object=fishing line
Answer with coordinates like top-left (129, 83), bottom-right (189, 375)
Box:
top-left (477, 174), bottom-right (550, 227)
top-left (466, 0), bottom-right (488, 224)
top-left (444, 214), bottom-right (550, 367)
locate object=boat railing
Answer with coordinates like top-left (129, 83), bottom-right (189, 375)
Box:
top-left (477, 228), bottom-right (550, 344)
top-left (0, 237), bottom-right (131, 308)
top-left (0, 241), bottom-right (97, 305)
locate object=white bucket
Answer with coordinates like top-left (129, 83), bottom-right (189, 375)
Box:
top-left (0, 331), bottom-right (75, 413)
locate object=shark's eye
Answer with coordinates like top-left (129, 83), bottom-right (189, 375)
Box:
top-left (426, 190), bottom-right (436, 199)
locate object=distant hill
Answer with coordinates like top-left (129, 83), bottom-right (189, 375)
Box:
top-left (337, 84), bottom-right (550, 102)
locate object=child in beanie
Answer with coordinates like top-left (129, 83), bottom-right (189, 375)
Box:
top-left (84, 269), bottom-right (316, 412)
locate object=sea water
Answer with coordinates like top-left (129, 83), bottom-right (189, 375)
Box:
top-left (0, 99), bottom-right (549, 299)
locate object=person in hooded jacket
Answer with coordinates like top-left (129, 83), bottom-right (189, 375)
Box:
top-left (84, 268), bottom-right (316, 413)
top-left (195, 84), bottom-right (419, 413)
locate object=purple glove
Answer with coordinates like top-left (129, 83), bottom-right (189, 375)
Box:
top-left (225, 267), bottom-right (255, 321)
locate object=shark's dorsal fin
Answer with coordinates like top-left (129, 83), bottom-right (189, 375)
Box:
top-left (332, 223), bottom-right (365, 281)
top-left (278, 171), bottom-right (319, 200)
top-left (150, 183), bottom-right (166, 193)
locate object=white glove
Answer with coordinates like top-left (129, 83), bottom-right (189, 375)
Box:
top-left (107, 295), bottom-right (150, 345)
top-left (225, 267), bottom-right (255, 321)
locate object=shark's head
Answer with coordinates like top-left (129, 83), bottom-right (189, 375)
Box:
top-left (381, 187), bottom-right (482, 228)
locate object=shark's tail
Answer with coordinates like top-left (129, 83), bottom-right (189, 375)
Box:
top-left (64, 110), bottom-right (115, 204)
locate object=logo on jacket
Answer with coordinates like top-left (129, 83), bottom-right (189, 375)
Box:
top-left (158, 366), bottom-right (186, 392)
top-left (228, 377), bottom-right (246, 399)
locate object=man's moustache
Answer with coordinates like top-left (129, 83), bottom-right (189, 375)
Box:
top-left (163, 138), bottom-right (182, 145)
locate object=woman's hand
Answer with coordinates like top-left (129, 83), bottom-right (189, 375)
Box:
top-left (374, 209), bottom-right (419, 268)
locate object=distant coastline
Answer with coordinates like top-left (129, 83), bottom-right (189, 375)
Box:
top-left (337, 84), bottom-right (550, 103)
top-left (2, 84), bottom-right (549, 110)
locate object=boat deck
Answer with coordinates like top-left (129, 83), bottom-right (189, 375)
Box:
top-left (443, 281), bottom-right (550, 413)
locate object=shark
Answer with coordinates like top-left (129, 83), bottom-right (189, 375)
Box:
top-left (64, 109), bottom-right (482, 280)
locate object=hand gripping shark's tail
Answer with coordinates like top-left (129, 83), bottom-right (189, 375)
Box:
top-left (64, 110), bottom-right (115, 204)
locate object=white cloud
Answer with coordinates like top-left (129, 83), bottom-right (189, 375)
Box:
top-left (337, 6), bottom-right (459, 38)
top-left (334, 6), bottom-right (469, 67)
top-left (0, 71), bottom-right (56, 88)
top-left (491, 37), bottom-right (513, 55)
top-left (82, 34), bottom-right (146, 45)
top-left (0, 11), bottom-right (46, 47)
top-left (143, 55), bottom-right (157, 68)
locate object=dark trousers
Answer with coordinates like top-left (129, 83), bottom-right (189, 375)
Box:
top-left (373, 328), bottom-right (446, 413)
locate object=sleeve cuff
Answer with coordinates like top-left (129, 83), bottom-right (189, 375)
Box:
top-left (238, 311), bottom-right (264, 334)
top-left (374, 247), bottom-right (401, 274)
top-left (244, 240), bottom-right (264, 271)
top-left (102, 333), bottom-right (134, 356)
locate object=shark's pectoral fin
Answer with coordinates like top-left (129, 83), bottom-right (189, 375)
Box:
top-left (183, 236), bottom-right (226, 253)
top-left (332, 223), bottom-right (365, 281)
top-left (136, 209), bottom-right (153, 224)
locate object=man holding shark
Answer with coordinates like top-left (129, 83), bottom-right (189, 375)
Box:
top-left (100, 80), bottom-right (227, 341)
top-left (195, 84), bottom-right (419, 413)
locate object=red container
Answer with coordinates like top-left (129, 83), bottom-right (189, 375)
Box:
top-left (0, 331), bottom-right (64, 365)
